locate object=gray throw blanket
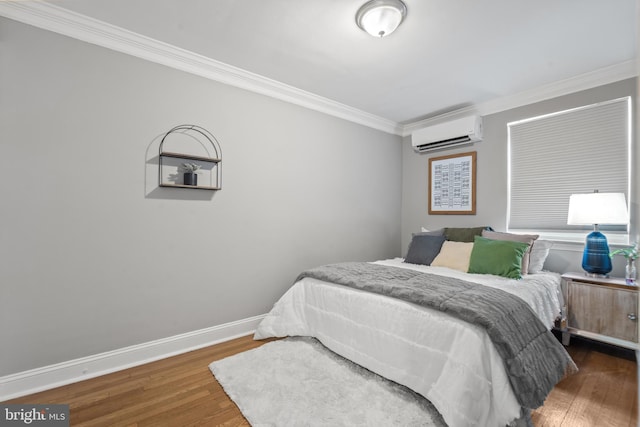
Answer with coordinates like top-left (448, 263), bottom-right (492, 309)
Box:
top-left (296, 262), bottom-right (578, 410)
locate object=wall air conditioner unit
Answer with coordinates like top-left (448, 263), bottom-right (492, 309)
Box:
top-left (411, 115), bottom-right (483, 153)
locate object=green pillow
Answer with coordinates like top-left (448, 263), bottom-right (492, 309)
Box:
top-left (444, 226), bottom-right (491, 242)
top-left (468, 236), bottom-right (530, 279)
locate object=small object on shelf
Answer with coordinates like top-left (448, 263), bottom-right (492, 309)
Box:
top-left (158, 125), bottom-right (222, 190)
top-left (180, 162), bottom-right (201, 186)
top-left (183, 172), bottom-right (197, 186)
top-left (610, 242), bottom-right (638, 286)
top-left (625, 258), bottom-right (637, 286)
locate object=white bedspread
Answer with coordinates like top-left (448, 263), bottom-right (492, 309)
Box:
top-left (254, 259), bottom-right (563, 427)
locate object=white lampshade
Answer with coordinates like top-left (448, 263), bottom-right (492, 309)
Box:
top-left (567, 192), bottom-right (629, 225)
top-left (356, 0), bottom-right (407, 38)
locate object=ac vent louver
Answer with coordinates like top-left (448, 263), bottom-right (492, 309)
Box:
top-left (412, 116), bottom-right (482, 153)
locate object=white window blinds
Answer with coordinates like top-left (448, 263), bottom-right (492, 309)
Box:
top-left (508, 97), bottom-right (630, 233)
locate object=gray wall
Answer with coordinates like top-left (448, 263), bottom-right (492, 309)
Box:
top-left (401, 78), bottom-right (638, 275)
top-left (0, 18), bottom-right (402, 375)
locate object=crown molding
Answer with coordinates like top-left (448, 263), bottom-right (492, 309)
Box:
top-left (477, 60), bottom-right (638, 117)
top-left (0, 2), bottom-right (635, 138)
top-left (0, 1), bottom-right (403, 135)
top-left (402, 60), bottom-right (638, 136)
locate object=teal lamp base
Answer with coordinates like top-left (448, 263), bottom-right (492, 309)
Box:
top-left (581, 230), bottom-right (612, 276)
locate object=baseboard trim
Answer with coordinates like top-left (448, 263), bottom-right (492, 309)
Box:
top-left (0, 314), bottom-right (266, 401)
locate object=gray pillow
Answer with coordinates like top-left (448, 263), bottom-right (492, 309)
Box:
top-left (404, 234), bottom-right (446, 265)
top-left (418, 228), bottom-right (445, 236)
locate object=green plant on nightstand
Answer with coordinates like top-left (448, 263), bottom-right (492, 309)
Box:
top-left (610, 242), bottom-right (638, 285)
top-left (180, 162), bottom-right (201, 186)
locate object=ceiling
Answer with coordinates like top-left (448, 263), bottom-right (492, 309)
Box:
top-left (37, 0), bottom-right (638, 126)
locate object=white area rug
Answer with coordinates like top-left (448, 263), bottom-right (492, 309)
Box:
top-left (209, 337), bottom-right (446, 426)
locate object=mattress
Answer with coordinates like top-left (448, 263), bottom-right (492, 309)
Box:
top-left (254, 258), bottom-right (563, 427)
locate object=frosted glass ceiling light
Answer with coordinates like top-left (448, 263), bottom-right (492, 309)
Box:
top-left (356, 0), bottom-right (407, 38)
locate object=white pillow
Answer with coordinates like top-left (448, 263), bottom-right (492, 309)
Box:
top-left (528, 240), bottom-right (553, 273)
top-left (431, 241), bottom-right (474, 272)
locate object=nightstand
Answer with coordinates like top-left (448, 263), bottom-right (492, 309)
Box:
top-left (561, 272), bottom-right (639, 350)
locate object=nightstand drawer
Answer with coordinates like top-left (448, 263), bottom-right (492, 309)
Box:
top-left (567, 281), bottom-right (638, 343)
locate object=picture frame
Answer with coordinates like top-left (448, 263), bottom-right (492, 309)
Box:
top-left (428, 151), bottom-right (476, 215)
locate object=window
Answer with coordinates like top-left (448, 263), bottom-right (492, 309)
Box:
top-left (508, 97), bottom-right (631, 242)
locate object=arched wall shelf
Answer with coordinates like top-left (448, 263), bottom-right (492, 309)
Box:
top-left (158, 124), bottom-right (222, 190)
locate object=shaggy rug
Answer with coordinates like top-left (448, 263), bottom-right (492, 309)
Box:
top-left (209, 337), bottom-right (446, 426)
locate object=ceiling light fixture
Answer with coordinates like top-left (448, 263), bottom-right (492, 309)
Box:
top-left (356, 0), bottom-right (407, 38)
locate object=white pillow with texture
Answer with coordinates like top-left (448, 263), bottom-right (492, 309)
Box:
top-left (528, 240), bottom-right (553, 273)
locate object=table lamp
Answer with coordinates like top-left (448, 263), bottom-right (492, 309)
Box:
top-left (567, 191), bottom-right (629, 276)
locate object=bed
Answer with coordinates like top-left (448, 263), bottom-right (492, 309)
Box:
top-left (254, 228), bottom-right (577, 427)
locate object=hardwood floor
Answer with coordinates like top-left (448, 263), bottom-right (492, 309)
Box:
top-left (531, 336), bottom-right (638, 427)
top-left (5, 334), bottom-right (637, 426)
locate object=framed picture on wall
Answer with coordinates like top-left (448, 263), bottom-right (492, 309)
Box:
top-left (428, 151), bottom-right (476, 215)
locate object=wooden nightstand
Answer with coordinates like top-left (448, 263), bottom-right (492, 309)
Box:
top-left (561, 272), bottom-right (639, 350)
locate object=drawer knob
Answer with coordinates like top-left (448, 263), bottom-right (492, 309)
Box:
top-left (628, 313), bottom-right (637, 321)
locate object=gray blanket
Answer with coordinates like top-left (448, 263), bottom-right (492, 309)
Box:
top-left (296, 262), bottom-right (578, 410)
